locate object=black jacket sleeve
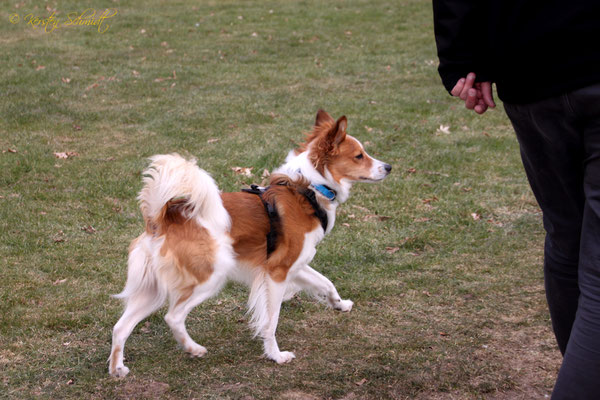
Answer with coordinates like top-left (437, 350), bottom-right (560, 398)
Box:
top-left (432, 0), bottom-right (491, 94)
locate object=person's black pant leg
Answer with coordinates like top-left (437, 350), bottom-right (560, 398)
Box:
top-left (550, 84), bottom-right (600, 399)
top-left (504, 98), bottom-right (584, 354)
top-left (504, 83), bottom-right (600, 399)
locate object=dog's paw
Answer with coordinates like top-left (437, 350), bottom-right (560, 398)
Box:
top-left (109, 365), bottom-right (130, 378)
top-left (334, 299), bottom-right (354, 312)
top-left (185, 343), bottom-right (207, 358)
top-left (269, 351), bottom-right (296, 364)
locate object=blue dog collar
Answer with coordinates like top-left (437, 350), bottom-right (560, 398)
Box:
top-left (312, 184), bottom-right (336, 201)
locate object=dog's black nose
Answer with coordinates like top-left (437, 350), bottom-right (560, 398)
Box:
top-left (384, 164), bottom-right (392, 173)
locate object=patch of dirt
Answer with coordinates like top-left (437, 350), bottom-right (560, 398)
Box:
top-left (114, 379), bottom-right (170, 399)
top-left (479, 324), bottom-right (559, 399)
top-left (280, 390), bottom-right (320, 400)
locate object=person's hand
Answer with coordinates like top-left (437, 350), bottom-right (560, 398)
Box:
top-left (450, 73), bottom-right (496, 114)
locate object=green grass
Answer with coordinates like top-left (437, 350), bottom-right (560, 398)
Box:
top-left (1, 0), bottom-right (558, 398)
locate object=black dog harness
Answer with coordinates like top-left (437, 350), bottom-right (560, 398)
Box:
top-left (241, 184), bottom-right (333, 257)
top-left (241, 184), bottom-right (281, 256)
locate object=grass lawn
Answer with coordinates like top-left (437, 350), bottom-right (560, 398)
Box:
top-left (1, 0), bottom-right (559, 398)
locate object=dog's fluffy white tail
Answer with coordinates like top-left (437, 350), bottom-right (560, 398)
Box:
top-left (138, 153), bottom-right (230, 235)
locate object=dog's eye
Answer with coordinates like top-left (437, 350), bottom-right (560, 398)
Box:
top-left (355, 153), bottom-right (363, 160)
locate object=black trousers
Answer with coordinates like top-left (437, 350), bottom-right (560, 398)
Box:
top-left (504, 83), bottom-right (600, 399)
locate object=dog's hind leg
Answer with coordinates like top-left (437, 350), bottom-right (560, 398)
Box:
top-left (109, 239), bottom-right (166, 378)
top-left (109, 290), bottom-right (164, 377)
top-left (164, 272), bottom-right (227, 357)
top-left (290, 265), bottom-right (353, 312)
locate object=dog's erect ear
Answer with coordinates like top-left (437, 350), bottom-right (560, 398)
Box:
top-left (324, 115), bottom-right (347, 147)
top-left (315, 109), bottom-right (335, 127)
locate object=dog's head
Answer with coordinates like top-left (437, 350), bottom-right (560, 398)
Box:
top-left (284, 110), bottom-right (391, 202)
top-left (307, 110), bottom-right (391, 183)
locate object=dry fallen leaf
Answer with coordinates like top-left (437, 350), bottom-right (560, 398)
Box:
top-left (351, 205), bottom-right (371, 213)
top-left (364, 125), bottom-right (373, 132)
top-left (362, 214), bottom-right (390, 222)
top-left (422, 196), bottom-right (438, 204)
top-left (141, 321), bottom-right (151, 333)
top-left (155, 70), bottom-right (177, 83)
top-left (132, 70), bottom-right (140, 77)
top-left (342, 223), bottom-right (350, 227)
top-left (53, 230), bottom-right (66, 243)
top-left (407, 167), bottom-right (416, 174)
top-left (471, 213), bottom-right (481, 221)
top-left (81, 225), bottom-right (96, 234)
top-left (487, 218), bottom-right (504, 227)
top-left (385, 247), bottom-right (400, 254)
top-left (61, 77), bottom-right (71, 83)
top-left (261, 169), bottom-right (270, 178)
top-left (53, 278), bottom-right (67, 285)
top-left (54, 151), bottom-right (79, 159)
top-left (231, 167), bottom-right (253, 177)
top-left (354, 378), bottom-right (367, 386)
top-left (36, 65), bottom-right (46, 71)
top-left (414, 217), bottom-right (431, 223)
top-left (439, 332), bottom-right (449, 337)
top-left (207, 138), bottom-right (220, 144)
top-left (436, 124), bottom-right (451, 135)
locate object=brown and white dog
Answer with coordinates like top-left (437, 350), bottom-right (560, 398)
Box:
top-left (108, 110), bottom-right (391, 377)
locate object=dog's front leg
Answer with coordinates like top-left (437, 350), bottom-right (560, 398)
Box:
top-left (292, 265), bottom-right (353, 311)
top-left (261, 275), bottom-right (295, 364)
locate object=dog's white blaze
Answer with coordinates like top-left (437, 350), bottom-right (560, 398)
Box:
top-left (369, 158), bottom-right (390, 181)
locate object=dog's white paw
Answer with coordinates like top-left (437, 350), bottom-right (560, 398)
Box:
top-left (269, 351), bottom-right (296, 364)
top-left (335, 299), bottom-right (354, 312)
top-left (185, 343), bottom-right (207, 358)
top-left (109, 365), bottom-right (130, 378)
